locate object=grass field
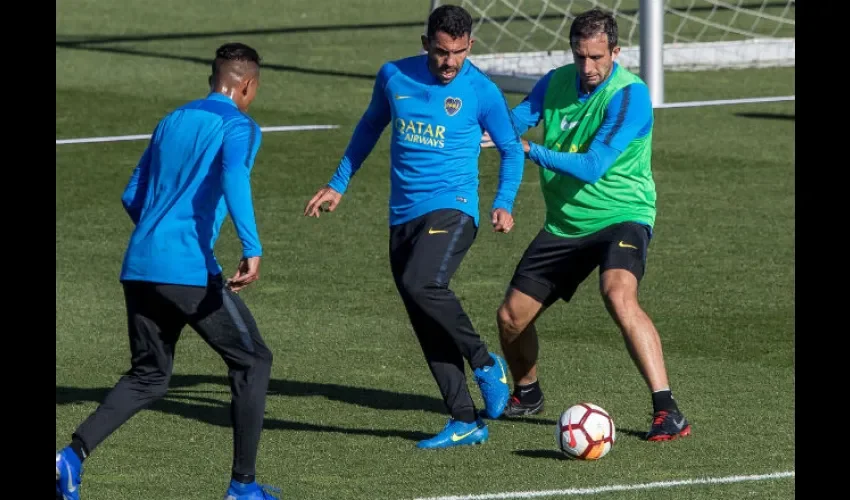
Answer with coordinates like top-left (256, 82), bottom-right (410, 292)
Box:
top-left (56, 1), bottom-right (795, 499)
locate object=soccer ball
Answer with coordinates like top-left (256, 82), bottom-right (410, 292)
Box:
top-left (555, 403), bottom-right (616, 460)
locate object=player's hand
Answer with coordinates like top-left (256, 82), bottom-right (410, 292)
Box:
top-left (521, 139), bottom-right (531, 154)
top-left (227, 256), bottom-right (261, 293)
top-left (304, 186), bottom-right (342, 217)
top-left (491, 208), bottom-right (514, 233)
top-left (480, 131), bottom-right (495, 148)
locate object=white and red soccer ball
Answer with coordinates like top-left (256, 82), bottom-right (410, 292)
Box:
top-left (555, 402), bottom-right (616, 460)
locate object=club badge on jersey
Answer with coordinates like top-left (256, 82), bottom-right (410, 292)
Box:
top-left (444, 97), bottom-right (462, 116)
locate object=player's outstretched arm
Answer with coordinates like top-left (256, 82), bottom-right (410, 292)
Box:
top-left (312, 63), bottom-right (395, 214)
top-left (526, 83), bottom-right (652, 183)
top-left (221, 120), bottom-right (264, 291)
top-left (478, 83), bottom-right (525, 232)
top-left (480, 69), bottom-right (553, 148)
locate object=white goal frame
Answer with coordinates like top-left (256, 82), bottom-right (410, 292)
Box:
top-left (425, 0), bottom-right (795, 105)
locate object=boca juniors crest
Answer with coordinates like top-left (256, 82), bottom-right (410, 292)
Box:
top-left (444, 97), bottom-right (462, 116)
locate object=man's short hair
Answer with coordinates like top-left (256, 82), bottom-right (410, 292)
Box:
top-left (211, 42), bottom-right (262, 77)
top-left (569, 8), bottom-right (619, 51)
top-left (427, 4), bottom-right (473, 41)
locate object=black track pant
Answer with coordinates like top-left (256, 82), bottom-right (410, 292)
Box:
top-left (72, 275), bottom-right (273, 477)
top-left (390, 209), bottom-right (492, 422)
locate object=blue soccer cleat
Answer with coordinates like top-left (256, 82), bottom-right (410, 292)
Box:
top-left (56, 447), bottom-right (83, 500)
top-left (223, 479), bottom-right (281, 500)
top-left (473, 352), bottom-right (510, 419)
top-left (416, 418), bottom-right (488, 449)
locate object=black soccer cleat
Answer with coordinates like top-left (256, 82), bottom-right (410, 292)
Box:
top-left (646, 410), bottom-right (692, 441)
top-left (502, 393), bottom-right (545, 418)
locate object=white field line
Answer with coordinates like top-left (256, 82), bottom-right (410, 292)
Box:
top-left (409, 470), bottom-right (795, 500)
top-left (55, 94), bottom-right (794, 146)
top-left (656, 95), bottom-right (795, 108)
top-left (55, 124), bottom-right (339, 145)
top-left (56, 95), bottom-right (796, 146)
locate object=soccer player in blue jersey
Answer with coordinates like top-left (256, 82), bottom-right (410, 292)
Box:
top-left (56, 43), bottom-right (280, 500)
top-left (304, 4), bottom-right (523, 449)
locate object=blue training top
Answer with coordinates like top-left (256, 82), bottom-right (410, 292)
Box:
top-left (327, 54), bottom-right (525, 227)
top-left (120, 92), bottom-right (263, 287)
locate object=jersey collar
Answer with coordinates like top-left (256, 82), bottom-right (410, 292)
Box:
top-left (206, 92), bottom-right (238, 107)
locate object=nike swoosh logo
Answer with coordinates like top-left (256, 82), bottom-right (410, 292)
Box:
top-left (495, 357), bottom-right (507, 384)
top-left (618, 241), bottom-right (638, 249)
top-left (560, 116), bottom-right (583, 130)
top-left (394, 94), bottom-right (412, 100)
top-left (428, 228), bottom-right (448, 235)
top-left (451, 427), bottom-right (480, 442)
top-left (519, 388), bottom-right (534, 395)
top-left (673, 417), bottom-right (686, 430)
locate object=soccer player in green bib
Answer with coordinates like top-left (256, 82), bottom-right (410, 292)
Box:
top-left (482, 8), bottom-right (691, 441)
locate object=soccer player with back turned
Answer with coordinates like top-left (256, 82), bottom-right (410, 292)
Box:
top-left (305, 4), bottom-right (523, 449)
top-left (483, 8), bottom-right (692, 441)
top-left (56, 43), bottom-right (281, 500)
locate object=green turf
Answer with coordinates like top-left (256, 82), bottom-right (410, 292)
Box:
top-left (57, 1), bottom-right (795, 499)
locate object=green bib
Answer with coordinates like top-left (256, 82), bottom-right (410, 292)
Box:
top-left (539, 64), bottom-right (656, 238)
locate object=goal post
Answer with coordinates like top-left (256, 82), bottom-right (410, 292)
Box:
top-left (426, 1), bottom-right (796, 104)
top-left (640, 0), bottom-right (664, 105)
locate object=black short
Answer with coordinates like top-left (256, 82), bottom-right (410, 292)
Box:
top-left (509, 221), bottom-right (652, 306)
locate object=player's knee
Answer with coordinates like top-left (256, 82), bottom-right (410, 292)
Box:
top-left (144, 374), bottom-right (171, 400)
top-left (231, 341), bottom-right (273, 378)
top-left (601, 282), bottom-right (638, 318)
top-left (150, 383), bottom-right (170, 400)
top-left (497, 302), bottom-right (528, 339)
top-left (401, 277), bottom-right (444, 305)
top-left (252, 343), bottom-right (273, 372)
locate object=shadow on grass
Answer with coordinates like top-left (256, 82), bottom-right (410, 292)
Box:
top-left (55, 43), bottom-right (377, 81)
top-left (512, 427), bottom-right (648, 460)
top-left (734, 112), bottom-right (794, 121)
top-left (56, 373), bottom-right (449, 442)
top-left (512, 449), bottom-right (566, 460)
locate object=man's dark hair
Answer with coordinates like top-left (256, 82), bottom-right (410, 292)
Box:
top-left (427, 4), bottom-right (473, 40)
top-left (211, 42), bottom-right (262, 78)
top-left (569, 8), bottom-right (618, 51)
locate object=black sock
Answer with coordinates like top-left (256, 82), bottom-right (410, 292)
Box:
top-left (454, 408), bottom-right (478, 424)
top-left (651, 389), bottom-right (680, 414)
top-left (514, 380), bottom-right (542, 403)
top-left (232, 473), bottom-right (256, 484)
top-left (69, 435), bottom-right (89, 463)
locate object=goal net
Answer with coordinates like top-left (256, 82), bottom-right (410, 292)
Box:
top-left (433, 0), bottom-right (795, 94)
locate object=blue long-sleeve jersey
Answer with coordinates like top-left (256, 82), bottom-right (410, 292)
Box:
top-left (327, 55), bottom-right (525, 227)
top-left (120, 92), bottom-right (263, 287)
top-left (511, 63), bottom-right (653, 183)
